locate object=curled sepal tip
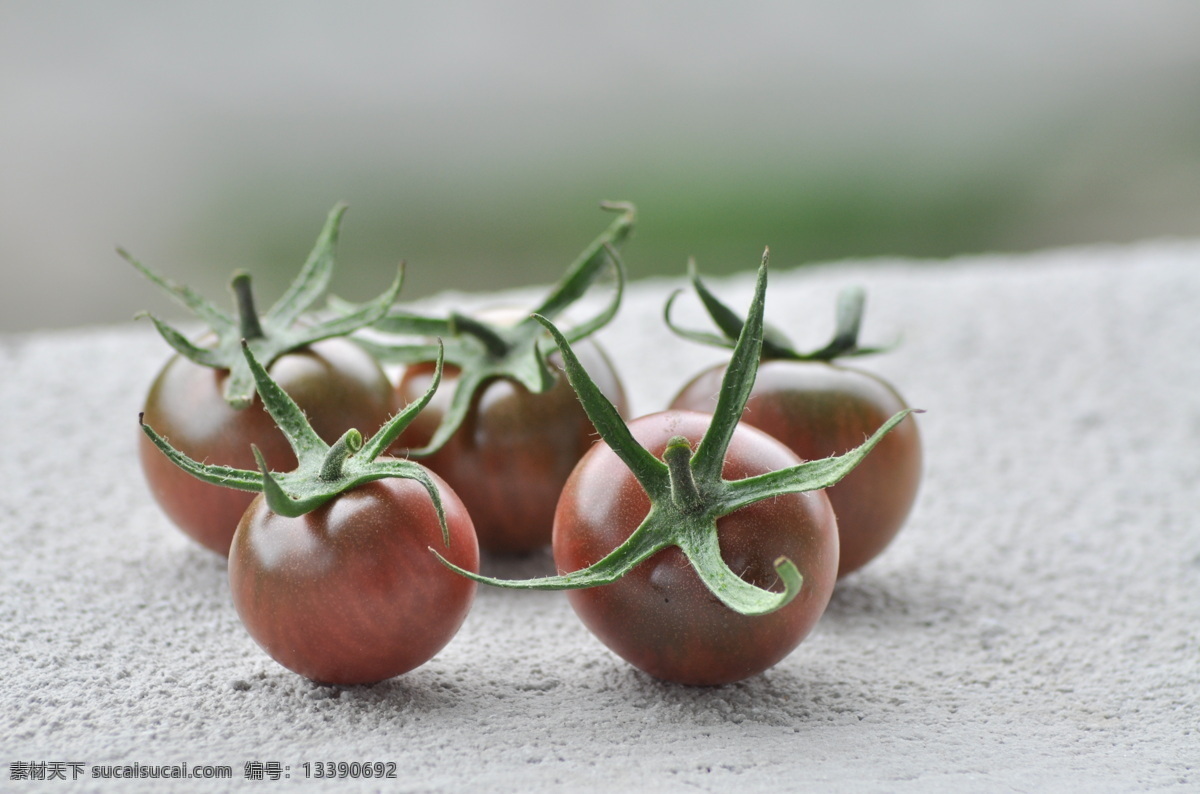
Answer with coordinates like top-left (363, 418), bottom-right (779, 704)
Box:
top-left (123, 202), bottom-right (404, 408)
top-left (139, 342), bottom-right (451, 541)
top-left (682, 529), bottom-right (804, 616)
top-left (431, 495), bottom-right (804, 617)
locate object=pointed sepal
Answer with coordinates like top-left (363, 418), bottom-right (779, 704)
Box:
top-left (668, 254), bottom-right (891, 362)
top-left (442, 249), bottom-right (919, 619)
top-left (690, 249), bottom-right (769, 482)
top-left (351, 201), bottom-right (635, 456)
top-left (532, 313), bottom-right (668, 496)
top-left (139, 339), bottom-right (452, 542)
top-left (717, 409), bottom-right (921, 514)
top-left (124, 203), bottom-right (404, 409)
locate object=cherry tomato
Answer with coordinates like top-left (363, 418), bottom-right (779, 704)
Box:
top-left (395, 339), bottom-right (627, 555)
top-left (138, 337), bottom-right (398, 555)
top-left (229, 471), bottom-right (478, 685)
top-left (671, 360), bottom-right (921, 577)
top-left (553, 410), bottom-right (838, 686)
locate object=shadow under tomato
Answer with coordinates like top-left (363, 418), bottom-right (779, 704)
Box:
top-left (230, 666), bottom-right (478, 718)
top-left (607, 661), bottom-right (861, 727)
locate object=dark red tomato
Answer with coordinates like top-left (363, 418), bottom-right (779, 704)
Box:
top-left (228, 471), bottom-right (478, 685)
top-left (554, 411), bottom-right (838, 686)
top-left (395, 339), bottom-right (627, 555)
top-left (671, 360), bottom-right (921, 577)
top-left (139, 338), bottom-right (398, 556)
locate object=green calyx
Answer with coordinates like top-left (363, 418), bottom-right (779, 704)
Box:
top-left (434, 250), bottom-right (917, 616)
top-left (139, 341), bottom-right (451, 542)
top-left (664, 256), bottom-right (890, 362)
top-left (121, 203), bottom-right (403, 409)
top-left (342, 201), bottom-right (635, 456)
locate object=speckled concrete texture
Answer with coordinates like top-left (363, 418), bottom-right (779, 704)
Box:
top-left (2, 241), bottom-right (1198, 792)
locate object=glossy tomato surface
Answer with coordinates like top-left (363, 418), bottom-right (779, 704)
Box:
top-left (554, 411), bottom-right (838, 686)
top-left (139, 338), bottom-right (398, 555)
top-left (671, 360), bottom-right (921, 577)
top-left (229, 470), bottom-right (478, 685)
top-left (395, 339), bottom-right (627, 555)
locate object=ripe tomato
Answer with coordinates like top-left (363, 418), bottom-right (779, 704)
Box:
top-left (671, 360), bottom-right (921, 577)
top-left (228, 470), bottom-right (478, 685)
top-left (395, 338), bottom-right (627, 555)
top-left (138, 337), bottom-right (397, 555)
top-left (356, 203), bottom-right (636, 556)
top-left (553, 410), bottom-right (838, 686)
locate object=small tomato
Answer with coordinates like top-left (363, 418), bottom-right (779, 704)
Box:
top-left (142, 341), bottom-right (478, 684)
top-left (230, 472), bottom-right (477, 685)
top-left (125, 204), bottom-right (401, 555)
top-left (139, 338), bottom-right (395, 555)
top-left (395, 338), bottom-right (626, 554)
top-left (555, 411), bottom-right (836, 685)
top-left (440, 253), bottom-right (916, 684)
top-left (355, 202), bottom-right (635, 554)
top-left (666, 268), bottom-right (921, 577)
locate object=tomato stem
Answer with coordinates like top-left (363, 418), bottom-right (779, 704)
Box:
top-left (663, 436), bottom-right (705, 514)
top-left (450, 312), bottom-right (510, 359)
top-left (125, 204), bottom-right (403, 408)
top-left (348, 202), bottom-right (635, 457)
top-left (231, 271), bottom-right (266, 341)
top-left (320, 430), bottom-right (364, 481)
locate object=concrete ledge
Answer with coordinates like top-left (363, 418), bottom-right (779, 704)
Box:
top-left (3, 240), bottom-right (1198, 791)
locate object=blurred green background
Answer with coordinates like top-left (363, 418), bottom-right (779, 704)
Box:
top-left (3, 2), bottom-right (1199, 332)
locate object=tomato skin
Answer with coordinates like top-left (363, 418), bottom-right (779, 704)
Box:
top-left (671, 360), bottom-right (921, 577)
top-left (228, 471), bottom-right (478, 685)
top-left (553, 411), bottom-right (838, 686)
top-left (395, 340), bottom-right (627, 555)
top-left (139, 338), bottom-right (398, 556)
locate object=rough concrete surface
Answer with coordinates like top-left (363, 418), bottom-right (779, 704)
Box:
top-left (2, 241), bottom-right (1198, 792)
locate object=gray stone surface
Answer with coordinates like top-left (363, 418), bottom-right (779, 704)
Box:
top-left (2, 241), bottom-right (1198, 791)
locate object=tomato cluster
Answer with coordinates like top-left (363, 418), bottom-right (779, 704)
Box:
top-left (132, 204), bottom-right (922, 687)
top-left (139, 336), bottom-right (396, 555)
top-left (665, 271), bottom-right (922, 578)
